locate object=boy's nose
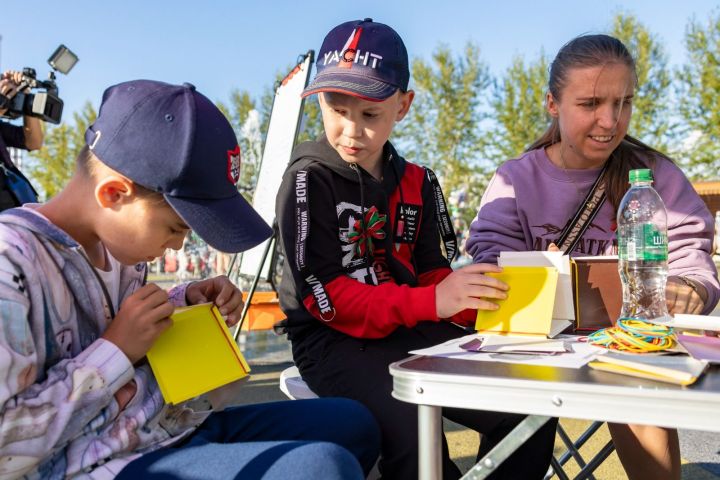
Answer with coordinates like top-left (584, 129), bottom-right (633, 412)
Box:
top-left (342, 117), bottom-right (362, 138)
top-left (167, 236), bottom-right (185, 251)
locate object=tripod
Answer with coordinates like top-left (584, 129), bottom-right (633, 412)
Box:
top-left (230, 222), bottom-right (281, 341)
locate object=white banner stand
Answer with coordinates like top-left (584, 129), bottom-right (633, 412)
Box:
top-left (232, 51), bottom-right (314, 335)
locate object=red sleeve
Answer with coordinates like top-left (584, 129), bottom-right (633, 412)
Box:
top-left (418, 267), bottom-right (451, 286)
top-left (303, 275), bottom-right (439, 338)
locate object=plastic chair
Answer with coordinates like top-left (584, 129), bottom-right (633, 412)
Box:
top-left (279, 365), bottom-right (319, 400)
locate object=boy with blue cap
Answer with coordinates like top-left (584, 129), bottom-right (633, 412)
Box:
top-left (0, 79), bottom-right (379, 479)
top-left (276, 19), bottom-right (558, 479)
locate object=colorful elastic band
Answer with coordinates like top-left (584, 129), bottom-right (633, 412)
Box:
top-left (588, 318), bottom-right (675, 353)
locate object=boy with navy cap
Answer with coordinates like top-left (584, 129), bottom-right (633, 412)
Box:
top-left (0, 79), bottom-right (379, 479)
top-left (276, 19), bottom-right (558, 479)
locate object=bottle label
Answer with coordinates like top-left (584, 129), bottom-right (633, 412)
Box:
top-left (643, 224), bottom-right (667, 261)
top-left (626, 240), bottom-right (637, 261)
top-left (619, 224), bottom-right (667, 261)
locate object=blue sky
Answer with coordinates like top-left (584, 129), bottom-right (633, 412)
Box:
top-left (0, 0), bottom-right (717, 121)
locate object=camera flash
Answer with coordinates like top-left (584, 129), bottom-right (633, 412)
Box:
top-left (48, 45), bottom-right (79, 75)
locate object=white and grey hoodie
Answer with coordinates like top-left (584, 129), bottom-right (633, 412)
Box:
top-left (0, 206), bottom-right (207, 479)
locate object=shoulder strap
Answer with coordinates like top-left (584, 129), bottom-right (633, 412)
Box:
top-left (0, 163), bottom-right (39, 210)
top-left (424, 168), bottom-right (457, 263)
top-left (554, 163), bottom-right (609, 254)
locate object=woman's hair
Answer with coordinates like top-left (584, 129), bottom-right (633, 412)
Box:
top-left (527, 34), bottom-right (670, 211)
top-left (76, 145), bottom-right (164, 201)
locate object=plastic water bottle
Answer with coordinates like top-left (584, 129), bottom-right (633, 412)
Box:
top-left (617, 169), bottom-right (669, 321)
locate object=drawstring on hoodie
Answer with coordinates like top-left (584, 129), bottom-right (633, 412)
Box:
top-left (351, 157), bottom-right (419, 283)
top-left (349, 163), bottom-right (372, 270)
top-left (350, 162), bottom-right (369, 354)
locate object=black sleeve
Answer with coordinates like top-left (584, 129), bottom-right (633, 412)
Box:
top-left (0, 122), bottom-right (27, 150)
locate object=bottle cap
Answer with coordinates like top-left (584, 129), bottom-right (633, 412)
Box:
top-left (629, 168), bottom-right (653, 183)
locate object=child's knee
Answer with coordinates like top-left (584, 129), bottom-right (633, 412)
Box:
top-left (334, 398), bottom-right (380, 437)
top-left (292, 442), bottom-right (364, 480)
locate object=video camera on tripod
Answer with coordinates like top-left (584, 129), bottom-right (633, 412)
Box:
top-left (0, 44), bottom-right (78, 125)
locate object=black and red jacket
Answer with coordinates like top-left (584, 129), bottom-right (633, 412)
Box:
top-left (276, 138), bottom-right (470, 342)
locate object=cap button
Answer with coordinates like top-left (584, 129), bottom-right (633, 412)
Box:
top-left (182, 82), bottom-right (196, 91)
top-left (363, 18), bottom-right (373, 22)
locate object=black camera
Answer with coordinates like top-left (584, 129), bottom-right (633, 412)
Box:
top-left (0, 45), bottom-right (78, 125)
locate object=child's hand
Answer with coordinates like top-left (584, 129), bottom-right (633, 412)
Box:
top-left (102, 284), bottom-right (174, 364)
top-left (186, 275), bottom-right (244, 327)
top-left (435, 263), bottom-right (508, 319)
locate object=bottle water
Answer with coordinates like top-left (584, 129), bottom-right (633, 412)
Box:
top-left (617, 169), bottom-right (669, 321)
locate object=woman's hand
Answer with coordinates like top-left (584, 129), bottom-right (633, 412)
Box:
top-left (666, 276), bottom-right (706, 315)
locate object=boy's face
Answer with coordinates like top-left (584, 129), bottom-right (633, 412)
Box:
top-left (319, 91), bottom-right (413, 171)
top-left (94, 177), bottom-right (191, 265)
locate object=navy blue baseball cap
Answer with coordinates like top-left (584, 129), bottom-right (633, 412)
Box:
top-left (85, 79), bottom-right (272, 253)
top-left (302, 18), bottom-right (409, 101)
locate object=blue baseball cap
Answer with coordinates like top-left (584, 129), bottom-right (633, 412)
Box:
top-left (85, 79), bottom-right (272, 253)
top-left (302, 18), bottom-right (409, 101)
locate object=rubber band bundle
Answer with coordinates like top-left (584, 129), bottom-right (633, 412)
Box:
top-left (588, 319), bottom-right (675, 353)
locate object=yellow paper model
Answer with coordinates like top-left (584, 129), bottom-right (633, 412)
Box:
top-left (147, 303), bottom-right (251, 404)
top-left (475, 266), bottom-right (559, 336)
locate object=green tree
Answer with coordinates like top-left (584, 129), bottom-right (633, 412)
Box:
top-left (296, 95), bottom-right (323, 144)
top-left (611, 13), bottom-right (673, 151)
top-left (396, 42), bottom-right (492, 222)
top-left (676, 12), bottom-right (720, 179)
top-left (487, 54), bottom-right (550, 164)
top-left (26, 102), bottom-right (97, 199)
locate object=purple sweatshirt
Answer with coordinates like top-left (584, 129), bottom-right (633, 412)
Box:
top-left (466, 147), bottom-right (719, 314)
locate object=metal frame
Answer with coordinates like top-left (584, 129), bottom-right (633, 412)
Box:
top-left (390, 355), bottom-right (720, 479)
top-left (545, 422), bottom-right (615, 480)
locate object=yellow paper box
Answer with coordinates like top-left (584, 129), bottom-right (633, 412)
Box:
top-left (475, 266), bottom-right (559, 336)
top-left (147, 303), bottom-right (251, 404)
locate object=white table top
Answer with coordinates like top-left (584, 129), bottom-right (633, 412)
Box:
top-left (390, 355), bottom-right (720, 432)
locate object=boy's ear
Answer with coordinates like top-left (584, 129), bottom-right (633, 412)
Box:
top-left (546, 92), bottom-right (559, 118)
top-left (94, 175), bottom-right (136, 209)
top-left (395, 90), bottom-right (415, 122)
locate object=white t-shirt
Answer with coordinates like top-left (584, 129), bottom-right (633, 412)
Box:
top-left (94, 248), bottom-right (122, 313)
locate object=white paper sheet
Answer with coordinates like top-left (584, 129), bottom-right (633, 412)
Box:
top-left (652, 314), bottom-right (720, 332)
top-left (410, 334), bottom-right (603, 369)
top-left (471, 335), bottom-right (569, 353)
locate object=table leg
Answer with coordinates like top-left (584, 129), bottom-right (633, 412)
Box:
top-left (418, 404), bottom-right (442, 480)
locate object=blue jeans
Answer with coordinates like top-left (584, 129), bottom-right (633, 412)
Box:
top-left (117, 398), bottom-right (380, 480)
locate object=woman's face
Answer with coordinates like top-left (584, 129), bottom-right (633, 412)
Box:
top-left (547, 63), bottom-right (635, 169)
